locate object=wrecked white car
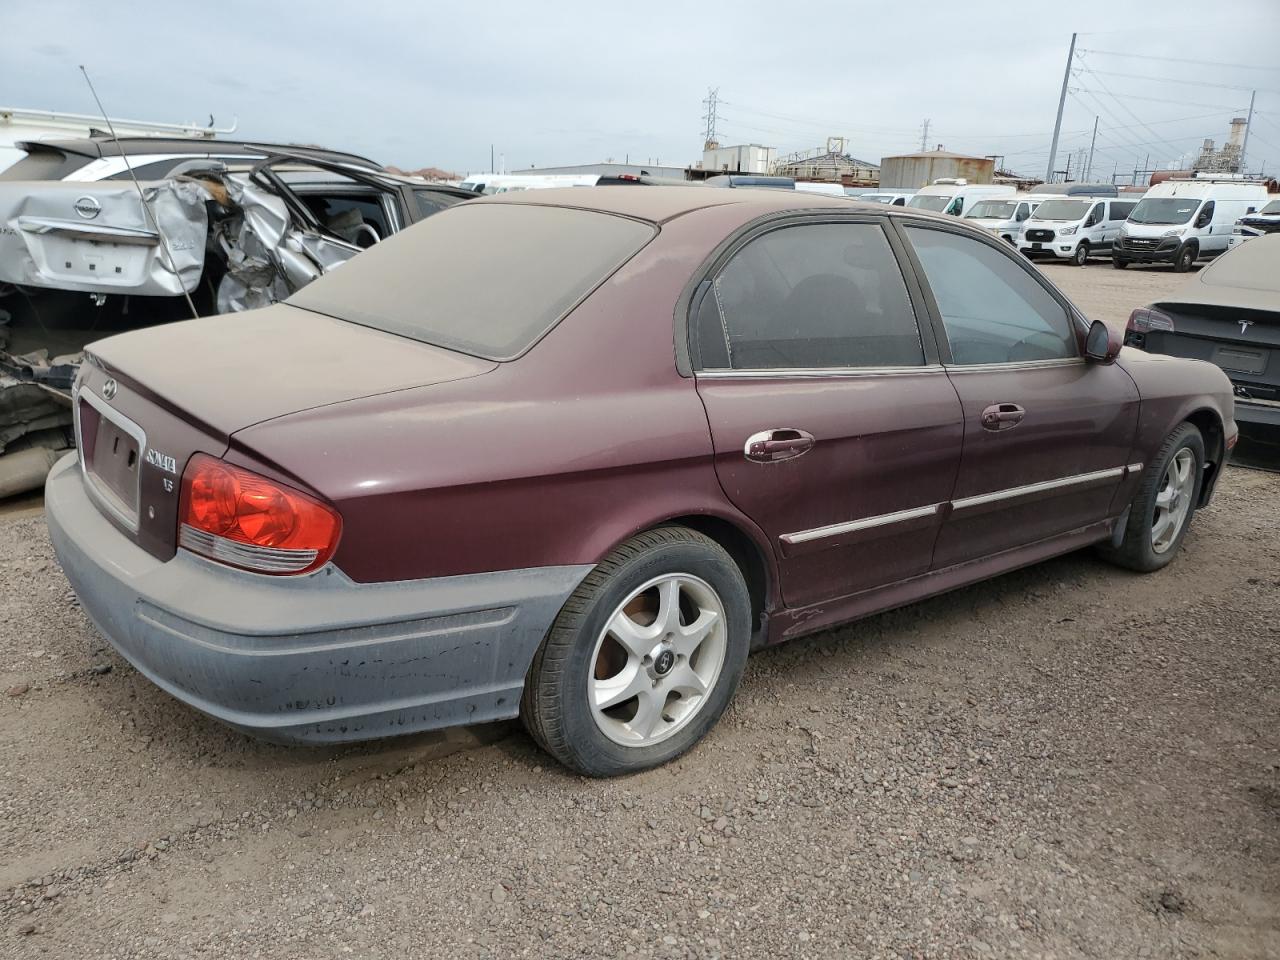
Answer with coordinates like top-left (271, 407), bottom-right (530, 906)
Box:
top-left (0, 138), bottom-right (475, 494)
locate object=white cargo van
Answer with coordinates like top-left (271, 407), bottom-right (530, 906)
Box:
top-left (905, 179), bottom-right (1015, 217)
top-left (1019, 196), bottom-right (1139, 265)
top-left (1115, 177), bottom-right (1271, 271)
top-left (964, 197), bottom-right (1039, 244)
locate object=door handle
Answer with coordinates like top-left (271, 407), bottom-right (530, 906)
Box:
top-left (980, 403), bottom-right (1025, 431)
top-left (744, 428), bottom-right (815, 463)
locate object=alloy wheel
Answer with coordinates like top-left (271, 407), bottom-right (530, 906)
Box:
top-left (1151, 448), bottom-right (1196, 553)
top-left (587, 573), bottom-right (728, 747)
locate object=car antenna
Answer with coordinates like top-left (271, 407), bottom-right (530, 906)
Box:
top-left (79, 65), bottom-right (201, 321)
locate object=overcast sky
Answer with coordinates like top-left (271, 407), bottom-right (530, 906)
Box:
top-left (6, 0), bottom-right (1280, 179)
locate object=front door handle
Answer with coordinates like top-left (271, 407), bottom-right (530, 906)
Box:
top-left (744, 428), bottom-right (815, 463)
top-left (981, 403), bottom-right (1025, 431)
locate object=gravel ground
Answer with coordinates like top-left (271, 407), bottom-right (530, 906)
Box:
top-left (2, 264), bottom-right (1277, 959)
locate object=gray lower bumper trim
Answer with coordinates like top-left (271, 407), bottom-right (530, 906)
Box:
top-left (44, 453), bottom-right (591, 744)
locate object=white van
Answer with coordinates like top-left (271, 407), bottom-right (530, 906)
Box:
top-left (858, 191), bottom-right (915, 206)
top-left (905, 179), bottom-right (1015, 217)
top-left (1019, 196), bottom-right (1139, 265)
top-left (965, 197), bottom-right (1039, 245)
top-left (1115, 177), bottom-right (1271, 271)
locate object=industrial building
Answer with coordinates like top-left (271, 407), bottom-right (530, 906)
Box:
top-left (698, 143), bottom-right (776, 174)
top-left (878, 148), bottom-right (995, 188)
top-left (1193, 117), bottom-right (1249, 174)
top-left (773, 138), bottom-right (879, 186)
top-left (503, 161), bottom-right (690, 179)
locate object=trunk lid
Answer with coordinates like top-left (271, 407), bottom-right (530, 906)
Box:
top-left (0, 179), bottom-right (209, 295)
top-left (77, 303), bottom-right (495, 559)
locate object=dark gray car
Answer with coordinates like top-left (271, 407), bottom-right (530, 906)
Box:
top-left (1124, 234), bottom-right (1279, 432)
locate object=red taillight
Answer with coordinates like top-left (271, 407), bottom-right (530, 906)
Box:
top-left (178, 454), bottom-right (341, 575)
top-left (1126, 307), bottom-right (1175, 333)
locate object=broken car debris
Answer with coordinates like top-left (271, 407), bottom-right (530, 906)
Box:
top-left (0, 141), bottom-right (475, 494)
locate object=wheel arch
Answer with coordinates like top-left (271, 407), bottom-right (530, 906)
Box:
top-left (657, 514), bottom-right (773, 642)
top-left (1183, 407), bottom-right (1225, 506)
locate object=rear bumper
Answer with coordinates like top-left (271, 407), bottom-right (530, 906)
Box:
top-left (1235, 399), bottom-right (1280, 428)
top-left (45, 454), bottom-right (591, 744)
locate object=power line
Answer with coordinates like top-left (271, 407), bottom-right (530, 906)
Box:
top-left (1071, 87), bottom-right (1248, 112)
top-left (1077, 47), bottom-right (1280, 73)
top-left (1078, 65), bottom-right (1280, 96)
top-left (1075, 63), bottom-right (1199, 157)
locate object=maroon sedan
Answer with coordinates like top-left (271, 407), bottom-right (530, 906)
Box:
top-left (47, 187), bottom-right (1236, 776)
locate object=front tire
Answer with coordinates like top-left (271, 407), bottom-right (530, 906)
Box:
top-left (1072, 242), bottom-right (1090, 266)
top-left (1112, 256), bottom-right (1128, 269)
top-left (1173, 244), bottom-right (1196, 273)
top-left (1097, 422), bottom-right (1204, 572)
top-left (521, 526), bottom-right (751, 777)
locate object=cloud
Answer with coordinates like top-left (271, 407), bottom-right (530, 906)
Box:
top-left (3, 0), bottom-right (1277, 177)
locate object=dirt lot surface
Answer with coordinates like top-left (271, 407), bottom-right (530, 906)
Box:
top-left (2, 264), bottom-right (1277, 959)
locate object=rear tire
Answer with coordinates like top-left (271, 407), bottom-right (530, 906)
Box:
top-left (1173, 244), bottom-right (1196, 273)
top-left (521, 526), bottom-right (751, 777)
top-left (1072, 242), bottom-right (1090, 266)
top-left (1097, 422), bottom-right (1204, 573)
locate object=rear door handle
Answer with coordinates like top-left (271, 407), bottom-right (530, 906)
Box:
top-left (981, 403), bottom-right (1025, 431)
top-left (744, 428), bottom-right (815, 463)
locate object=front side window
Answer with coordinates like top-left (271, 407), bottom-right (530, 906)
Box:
top-left (698, 222), bottom-right (924, 370)
top-left (904, 226), bottom-right (1077, 365)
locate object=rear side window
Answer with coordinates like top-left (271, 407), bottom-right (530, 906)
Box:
top-left (905, 226), bottom-right (1076, 365)
top-left (697, 222), bottom-right (924, 370)
top-left (288, 203), bottom-right (655, 360)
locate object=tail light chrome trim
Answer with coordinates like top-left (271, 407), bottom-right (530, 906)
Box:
top-left (179, 524), bottom-right (320, 574)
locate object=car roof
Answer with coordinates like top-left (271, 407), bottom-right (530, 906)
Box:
top-left (475, 184), bottom-right (877, 224)
top-left (17, 136), bottom-right (382, 170)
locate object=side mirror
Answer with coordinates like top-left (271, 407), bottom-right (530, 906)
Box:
top-left (1084, 319), bottom-right (1121, 364)
top-left (1195, 210), bottom-right (1212, 228)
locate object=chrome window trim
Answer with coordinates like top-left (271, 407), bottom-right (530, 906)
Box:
top-left (698, 364), bottom-right (946, 380)
top-left (950, 466), bottom-right (1124, 512)
top-left (74, 386), bottom-right (146, 533)
top-left (943, 357), bottom-right (1085, 373)
top-left (781, 503), bottom-right (942, 545)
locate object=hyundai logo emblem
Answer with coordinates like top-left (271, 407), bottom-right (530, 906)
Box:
top-left (74, 195), bottom-right (102, 220)
top-left (101, 378), bottom-right (118, 401)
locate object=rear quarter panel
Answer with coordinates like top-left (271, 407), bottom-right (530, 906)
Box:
top-left (228, 204), bottom-right (781, 595)
top-left (1115, 348), bottom-right (1236, 501)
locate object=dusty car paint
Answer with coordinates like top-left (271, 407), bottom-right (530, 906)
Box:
top-left (49, 187), bottom-right (1237, 745)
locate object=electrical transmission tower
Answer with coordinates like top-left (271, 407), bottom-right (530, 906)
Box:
top-left (919, 118), bottom-right (931, 152)
top-left (702, 88), bottom-right (721, 150)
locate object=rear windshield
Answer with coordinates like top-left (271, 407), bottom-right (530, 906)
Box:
top-left (288, 202), bottom-right (656, 360)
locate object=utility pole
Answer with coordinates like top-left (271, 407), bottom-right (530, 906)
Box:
top-left (919, 119), bottom-right (931, 152)
top-left (1084, 115), bottom-right (1099, 182)
top-left (1045, 32), bottom-right (1077, 184)
top-left (490, 144), bottom-right (494, 175)
top-left (1241, 89), bottom-right (1257, 170)
top-left (702, 88), bottom-right (721, 150)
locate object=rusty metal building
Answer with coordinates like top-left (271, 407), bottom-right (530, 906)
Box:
top-left (878, 149), bottom-right (995, 189)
